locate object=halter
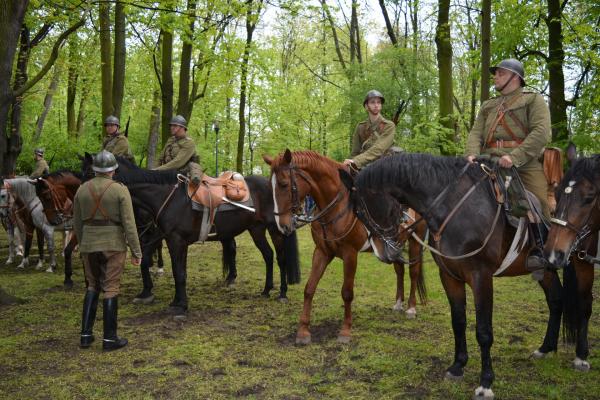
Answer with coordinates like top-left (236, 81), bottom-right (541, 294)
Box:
top-left (550, 179), bottom-right (600, 263)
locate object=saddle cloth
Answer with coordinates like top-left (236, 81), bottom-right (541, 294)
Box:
top-left (187, 171), bottom-right (252, 242)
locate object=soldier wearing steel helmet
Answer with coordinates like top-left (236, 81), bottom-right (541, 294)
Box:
top-left (30, 148), bottom-right (49, 178)
top-left (154, 115), bottom-right (200, 182)
top-left (343, 90), bottom-right (396, 169)
top-left (102, 115), bottom-right (134, 162)
top-left (73, 150), bottom-right (142, 351)
top-left (466, 58), bottom-right (551, 273)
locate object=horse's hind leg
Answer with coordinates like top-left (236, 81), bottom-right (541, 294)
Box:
top-left (133, 243), bottom-right (156, 304)
top-left (17, 230), bottom-right (34, 269)
top-left (572, 261), bottom-right (594, 371)
top-left (35, 228), bottom-right (45, 270)
top-left (44, 227), bottom-right (56, 273)
top-left (439, 271), bottom-right (468, 380)
top-left (406, 236), bottom-right (426, 319)
top-left (63, 236), bottom-right (77, 288)
top-left (249, 227), bottom-right (275, 298)
top-left (338, 251), bottom-right (358, 344)
top-left (471, 272), bottom-right (495, 398)
top-left (221, 238), bottom-right (237, 286)
top-left (533, 271), bottom-right (562, 357)
top-left (392, 262), bottom-right (405, 311)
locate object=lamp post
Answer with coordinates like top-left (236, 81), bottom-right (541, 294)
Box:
top-left (212, 120), bottom-right (220, 175)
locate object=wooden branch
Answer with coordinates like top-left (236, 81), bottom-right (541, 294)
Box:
top-left (13, 18), bottom-right (85, 98)
top-left (515, 48), bottom-right (548, 62)
top-left (320, 0), bottom-right (346, 70)
top-left (30, 23), bottom-right (53, 47)
top-left (295, 55), bottom-right (343, 89)
top-left (566, 61), bottom-right (591, 106)
top-left (378, 0), bottom-right (398, 46)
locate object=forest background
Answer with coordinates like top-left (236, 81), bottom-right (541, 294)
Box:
top-left (0, 0), bottom-right (598, 177)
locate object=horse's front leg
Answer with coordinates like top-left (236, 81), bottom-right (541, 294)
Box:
top-left (533, 270), bottom-right (562, 357)
top-left (297, 247), bottom-right (333, 345)
top-left (572, 261), bottom-right (594, 371)
top-left (63, 236), bottom-right (77, 288)
top-left (133, 243), bottom-right (156, 304)
top-left (16, 230), bottom-right (34, 269)
top-left (44, 227), bottom-right (56, 273)
top-left (166, 239), bottom-right (188, 314)
top-left (338, 250), bottom-right (358, 343)
top-left (439, 269), bottom-right (468, 380)
top-left (392, 262), bottom-right (405, 311)
top-left (220, 238), bottom-right (238, 286)
top-left (35, 228), bottom-right (45, 271)
top-left (248, 227), bottom-right (275, 298)
top-left (472, 271), bottom-right (495, 399)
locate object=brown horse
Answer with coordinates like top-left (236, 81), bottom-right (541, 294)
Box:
top-left (263, 149), bottom-right (427, 344)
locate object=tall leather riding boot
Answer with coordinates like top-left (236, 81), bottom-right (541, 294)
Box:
top-left (80, 291), bottom-right (99, 348)
top-left (102, 297), bottom-right (128, 352)
top-left (527, 222), bottom-right (548, 271)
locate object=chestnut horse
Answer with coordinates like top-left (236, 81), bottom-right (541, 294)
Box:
top-left (341, 153), bottom-right (595, 399)
top-left (263, 150), bottom-right (427, 345)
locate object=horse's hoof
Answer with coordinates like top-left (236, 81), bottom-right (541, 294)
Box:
top-left (173, 314), bottom-right (187, 322)
top-left (16, 264), bottom-right (25, 270)
top-left (392, 300), bottom-right (404, 312)
top-left (531, 350), bottom-right (548, 359)
top-left (5, 258), bottom-right (13, 265)
top-left (473, 386), bottom-right (494, 399)
top-left (45, 266), bottom-right (55, 273)
top-left (295, 335), bottom-right (312, 345)
top-left (573, 357), bottom-right (590, 372)
top-left (337, 335), bottom-right (351, 344)
top-left (63, 281), bottom-right (74, 290)
top-left (277, 297), bottom-right (289, 304)
top-left (444, 371), bottom-right (463, 381)
top-left (405, 307), bottom-right (417, 319)
top-left (133, 295), bottom-right (155, 305)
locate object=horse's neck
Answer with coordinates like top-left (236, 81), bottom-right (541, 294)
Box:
top-left (302, 165), bottom-right (343, 209)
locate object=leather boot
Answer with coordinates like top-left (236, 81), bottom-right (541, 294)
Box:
top-left (80, 291), bottom-right (99, 348)
top-left (527, 222), bottom-right (548, 272)
top-left (102, 297), bottom-right (128, 352)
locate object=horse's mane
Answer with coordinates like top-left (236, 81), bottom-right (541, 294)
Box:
top-left (5, 178), bottom-right (37, 201)
top-left (356, 153), bottom-right (481, 190)
top-left (115, 156), bottom-right (178, 185)
top-left (271, 150), bottom-right (344, 174)
top-left (44, 169), bottom-right (83, 180)
top-left (560, 154), bottom-right (600, 190)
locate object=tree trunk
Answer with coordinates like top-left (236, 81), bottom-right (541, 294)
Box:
top-left (236, 0), bottom-right (262, 173)
top-left (546, 0), bottom-right (568, 142)
top-left (99, 1), bottom-right (113, 120)
top-left (34, 65), bottom-right (61, 141)
top-left (112, 1), bottom-right (126, 119)
top-left (146, 89), bottom-right (161, 168)
top-left (434, 0), bottom-right (454, 153)
top-left (160, 29), bottom-right (174, 145)
top-left (177, 0), bottom-right (197, 121)
top-left (480, 0), bottom-right (491, 102)
top-left (76, 78), bottom-right (90, 136)
top-left (320, 0), bottom-right (346, 71)
top-left (66, 16), bottom-right (79, 136)
top-left (379, 0), bottom-right (398, 46)
top-left (0, 0), bottom-right (29, 176)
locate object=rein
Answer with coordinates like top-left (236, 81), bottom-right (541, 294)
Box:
top-left (136, 179), bottom-right (182, 247)
top-left (39, 178), bottom-right (73, 222)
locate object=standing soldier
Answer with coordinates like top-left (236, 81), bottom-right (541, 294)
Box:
top-left (30, 148), bottom-right (49, 178)
top-left (102, 115), bottom-right (134, 162)
top-left (343, 90), bottom-right (397, 170)
top-left (465, 58), bottom-right (551, 273)
top-left (154, 115), bottom-right (201, 183)
top-left (73, 150), bottom-right (142, 351)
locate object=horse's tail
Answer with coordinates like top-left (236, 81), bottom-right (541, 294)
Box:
top-left (283, 231), bottom-right (301, 284)
top-left (562, 260), bottom-right (578, 345)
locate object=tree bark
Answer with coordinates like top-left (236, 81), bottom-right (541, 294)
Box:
top-left (480, 0), bottom-right (491, 102)
top-left (177, 0), bottom-right (197, 121)
top-left (434, 0), bottom-right (455, 153)
top-left (112, 1), bottom-right (126, 119)
top-left (546, 0), bottom-right (568, 142)
top-left (34, 65), bottom-right (61, 141)
top-left (76, 77), bottom-right (90, 136)
top-left (320, 0), bottom-right (346, 71)
top-left (379, 0), bottom-right (398, 46)
top-left (99, 1), bottom-right (113, 120)
top-left (146, 89), bottom-right (161, 168)
top-left (66, 37), bottom-right (78, 136)
top-left (160, 29), bottom-right (174, 145)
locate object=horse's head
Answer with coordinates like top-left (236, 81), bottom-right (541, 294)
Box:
top-left (29, 177), bottom-right (71, 226)
top-left (79, 152), bottom-right (96, 182)
top-left (263, 149), bottom-right (312, 235)
top-left (545, 155), bottom-right (600, 268)
top-left (340, 168), bottom-right (406, 263)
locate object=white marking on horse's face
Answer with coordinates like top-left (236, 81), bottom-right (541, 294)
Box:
top-left (547, 250), bottom-right (558, 265)
top-left (271, 175), bottom-right (283, 233)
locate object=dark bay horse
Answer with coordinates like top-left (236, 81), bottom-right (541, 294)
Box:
top-left (263, 150), bottom-right (427, 345)
top-left (341, 153), bottom-right (595, 399)
top-left (82, 155), bottom-right (300, 314)
top-left (544, 155), bottom-right (599, 371)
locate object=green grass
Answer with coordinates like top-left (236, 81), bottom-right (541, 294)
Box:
top-left (1, 229), bottom-right (599, 399)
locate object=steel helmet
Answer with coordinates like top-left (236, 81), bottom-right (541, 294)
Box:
top-left (104, 115), bottom-right (120, 127)
top-left (92, 150), bottom-right (118, 173)
top-left (490, 59), bottom-right (525, 86)
top-left (34, 148), bottom-right (45, 156)
top-left (169, 115), bottom-right (188, 129)
top-left (363, 90), bottom-right (385, 106)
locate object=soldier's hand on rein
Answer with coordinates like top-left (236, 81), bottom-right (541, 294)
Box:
top-left (131, 257), bottom-right (142, 266)
top-left (498, 155), bottom-right (513, 168)
top-left (466, 155), bottom-right (476, 163)
top-left (343, 159), bottom-right (354, 166)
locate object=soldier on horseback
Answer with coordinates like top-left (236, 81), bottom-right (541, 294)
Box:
top-left (30, 148), bottom-right (49, 178)
top-left (102, 115), bottom-right (134, 162)
top-left (154, 115), bottom-right (202, 184)
top-left (465, 58), bottom-right (551, 273)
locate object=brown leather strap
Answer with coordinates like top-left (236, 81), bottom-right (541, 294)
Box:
top-left (85, 181), bottom-right (116, 223)
top-left (487, 140), bottom-right (521, 148)
top-left (484, 94), bottom-right (524, 148)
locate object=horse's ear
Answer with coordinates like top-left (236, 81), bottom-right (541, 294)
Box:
top-left (283, 149), bottom-right (292, 164)
top-left (27, 178), bottom-right (38, 185)
top-left (84, 152), bottom-right (93, 162)
top-left (338, 168), bottom-right (355, 192)
top-left (262, 154), bottom-right (273, 166)
top-left (566, 142), bottom-right (577, 166)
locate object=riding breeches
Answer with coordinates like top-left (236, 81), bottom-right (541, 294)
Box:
top-left (82, 251), bottom-right (126, 298)
top-left (518, 168), bottom-right (550, 219)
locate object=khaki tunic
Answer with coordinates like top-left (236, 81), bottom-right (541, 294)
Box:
top-left (30, 159), bottom-right (49, 178)
top-left (154, 135), bottom-right (197, 172)
top-left (73, 175), bottom-right (142, 258)
top-left (103, 133), bottom-right (133, 160)
top-left (350, 115), bottom-right (396, 168)
top-left (465, 87), bottom-right (551, 217)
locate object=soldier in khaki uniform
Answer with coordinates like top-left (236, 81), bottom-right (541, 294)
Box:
top-left (102, 115), bottom-right (134, 162)
top-left (30, 148), bottom-right (49, 178)
top-left (73, 150), bottom-right (142, 351)
top-left (466, 58), bottom-right (551, 272)
top-left (154, 115), bottom-right (201, 183)
top-left (343, 90), bottom-right (396, 169)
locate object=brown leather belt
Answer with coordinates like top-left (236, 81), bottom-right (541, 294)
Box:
top-left (83, 219), bottom-right (121, 226)
top-left (488, 140), bottom-right (521, 148)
